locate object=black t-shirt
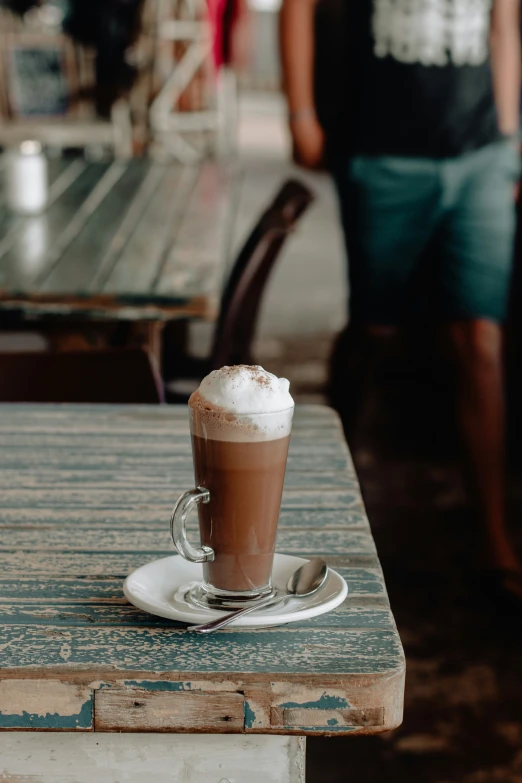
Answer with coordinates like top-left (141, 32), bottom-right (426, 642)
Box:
top-left (315, 0), bottom-right (501, 157)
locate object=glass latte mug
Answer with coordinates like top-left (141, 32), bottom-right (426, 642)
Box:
top-left (171, 403), bottom-right (294, 610)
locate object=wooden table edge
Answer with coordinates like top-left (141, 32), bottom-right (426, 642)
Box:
top-left (0, 293), bottom-right (214, 321)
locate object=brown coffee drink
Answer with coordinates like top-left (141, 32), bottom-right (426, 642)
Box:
top-left (191, 433), bottom-right (291, 592)
top-left (188, 365), bottom-right (294, 597)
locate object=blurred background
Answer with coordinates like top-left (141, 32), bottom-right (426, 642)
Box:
top-left (0, 2), bottom-right (522, 781)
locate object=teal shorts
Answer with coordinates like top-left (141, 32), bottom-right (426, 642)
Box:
top-left (333, 141), bottom-right (520, 325)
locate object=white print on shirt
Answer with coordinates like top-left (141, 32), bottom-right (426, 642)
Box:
top-left (372, 0), bottom-right (492, 67)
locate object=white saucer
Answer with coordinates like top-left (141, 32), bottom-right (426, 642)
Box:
top-left (123, 554), bottom-right (348, 628)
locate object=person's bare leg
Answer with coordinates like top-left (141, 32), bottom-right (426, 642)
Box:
top-left (445, 319), bottom-right (522, 597)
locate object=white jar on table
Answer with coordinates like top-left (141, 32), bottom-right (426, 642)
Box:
top-left (6, 140), bottom-right (49, 215)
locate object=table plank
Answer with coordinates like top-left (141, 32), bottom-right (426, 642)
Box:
top-left (0, 159), bottom-right (88, 287)
top-left (0, 524), bottom-right (377, 571)
top-left (87, 164), bottom-right (167, 292)
top-left (0, 567), bottom-right (385, 604)
top-left (0, 526), bottom-right (376, 553)
top-left (0, 469), bottom-right (356, 490)
top-left (0, 404), bottom-right (405, 736)
top-left (0, 625), bottom-right (402, 675)
top-left (0, 679), bottom-right (92, 730)
top-left (102, 165), bottom-right (198, 296)
top-left (0, 449), bottom-right (352, 473)
top-left (0, 402), bottom-right (341, 426)
top-left (0, 506), bottom-right (368, 530)
top-left (0, 156), bottom-right (77, 221)
top-left (34, 163), bottom-right (126, 289)
top-left (0, 487), bottom-right (364, 510)
top-left (95, 689), bottom-right (245, 732)
top-left (154, 163), bottom-right (239, 310)
top-left (0, 599), bottom-right (394, 630)
top-left (39, 163), bottom-right (150, 293)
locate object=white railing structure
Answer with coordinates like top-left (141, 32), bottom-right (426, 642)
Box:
top-left (149, 0), bottom-right (237, 162)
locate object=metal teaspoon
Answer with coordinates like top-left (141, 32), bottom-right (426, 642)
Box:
top-left (189, 558), bottom-right (328, 634)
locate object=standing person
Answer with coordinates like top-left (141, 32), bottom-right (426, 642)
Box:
top-left (280, 0), bottom-right (522, 604)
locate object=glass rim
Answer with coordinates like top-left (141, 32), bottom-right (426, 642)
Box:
top-left (190, 404), bottom-right (295, 418)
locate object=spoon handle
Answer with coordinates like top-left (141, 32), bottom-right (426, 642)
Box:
top-left (190, 593), bottom-right (278, 633)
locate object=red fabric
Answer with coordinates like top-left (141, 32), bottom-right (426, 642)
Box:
top-left (207, 0), bottom-right (238, 67)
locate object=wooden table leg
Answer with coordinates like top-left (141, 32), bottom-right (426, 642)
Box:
top-left (127, 320), bottom-right (165, 372)
top-left (0, 733), bottom-right (306, 782)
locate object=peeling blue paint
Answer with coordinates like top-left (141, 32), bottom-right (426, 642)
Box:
top-left (0, 697), bottom-right (92, 729)
top-left (123, 680), bottom-right (191, 692)
top-left (327, 718), bottom-right (339, 726)
top-left (244, 700), bottom-right (256, 729)
top-left (293, 725), bottom-right (357, 733)
top-left (0, 626), bottom-right (403, 675)
top-left (280, 692), bottom-right (349, 710)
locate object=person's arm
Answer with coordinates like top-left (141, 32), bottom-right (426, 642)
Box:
top-left (279, 0), bottom-right (325, 168)
top-left (490, 0), bottom-right (521, 136)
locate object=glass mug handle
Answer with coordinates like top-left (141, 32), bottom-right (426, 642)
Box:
top-left (170, 486), bottom-right (214, 563)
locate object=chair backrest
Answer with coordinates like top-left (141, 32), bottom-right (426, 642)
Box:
top-left (0, 348), bottom-right (164, 403)
top-left (209, 179), bottom-right (314, 369)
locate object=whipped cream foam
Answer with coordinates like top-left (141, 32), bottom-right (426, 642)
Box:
top-left (192, 365), bottom-right (293, 414)
top-left (189, 365), bottom-right (294, 441)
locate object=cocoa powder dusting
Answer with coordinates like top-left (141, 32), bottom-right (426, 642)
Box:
top-left (189, 366), bottom-right (273, 412)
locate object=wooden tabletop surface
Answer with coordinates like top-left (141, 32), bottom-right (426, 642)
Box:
top-left (0, 404), bottom-right (405, 736)
top-left (0, 158), bottom-right (237, 321)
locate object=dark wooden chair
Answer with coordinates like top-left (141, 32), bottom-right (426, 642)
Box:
top-left (0, 348), bottom-right (164, 403)
top-left (165, 178), bottom-right (315, 400)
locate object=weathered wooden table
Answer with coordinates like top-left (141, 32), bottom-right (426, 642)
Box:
top-left (0, 404), bottom-right (405, 782)
top-left (0, 157), bottom-right (237, 356)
